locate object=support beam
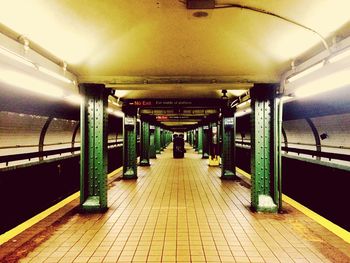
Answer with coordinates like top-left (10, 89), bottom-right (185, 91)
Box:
top-left (79, 83), bottom-right (109, 213)
top-left (250, 84), bottom-right (282, 213)
top-left (149, 125), bottom-right (157, 158)
top-left (198, 127), bottom-right (203, 154)
top-left (194, 128), bottom-right (199, 152)
top-left (140, 120), bottom-right (150, 166)
top-left (155, 126), bottom-right (161, 154)
top-left (39, 116), bottom-right (53, 161)
top-left (221, 109), bottom-right (236, 180)
top-left (202, 125), bottom-right (210, 159)
top-left (123, 107), bottom-right (138, 179)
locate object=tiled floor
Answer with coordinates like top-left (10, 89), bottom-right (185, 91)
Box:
top-left (4, 144), bottom-right (350, 262)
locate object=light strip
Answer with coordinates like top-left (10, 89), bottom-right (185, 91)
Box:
top-left (0, 45), bottom-right (73, 84)
top-left (236, 99), bottom-right (251, 109)
top-left (0, 46), bottom-right (36, 69)
top-left (295, 68), bottom-right (350, 98)
top-left (108, 108), bottom-right (124, 118)
top-left (287, 61), bottom-right (324, 83)
top-left (235, 108), bottom-right (252, 117)
top-left (65, 94), bottom-right (82, 105)
top-left (38, 66), bottom-right (72, 84)
top-left (329, 48), bottom-right (350, 63)
top-left (0, 69), bottom-right (64, 98)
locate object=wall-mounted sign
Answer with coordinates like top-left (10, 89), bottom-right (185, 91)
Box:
top-left (150, 125), bottom-right (155, 130)
top-left (224, 117), bottom-right (234, 125)
top-left (203, 125), bottom-right (209, 130)
top-left (125, 116), bottom-right (135, 126)
top-left (156, 116), bottom-right (168, 121)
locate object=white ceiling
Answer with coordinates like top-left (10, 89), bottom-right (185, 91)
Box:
top-left (1, 0), bottom-right (350, 100)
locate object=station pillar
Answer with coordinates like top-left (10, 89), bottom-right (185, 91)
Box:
top-left (202, 125), bottom-right (210, 159)
top-left (198, 127), bottom-right (203, 154)
top-left (221, 108), bottom-right (236, 180)
top-left (79, 83), bottom-right (109, 213)
top-left (140, 119), bottom-right (150, 166)
top-left (155, 126), bottom-right (161, 154)
top-left (250, 84), bottom-right (282, 212)
top-left (194, 129), bottom-right (199, 151)
top-left (209, 122), bottom-right (220, 166)
top-left (149, 125), bottom-right (157, 158)
top-left (123, 106), bottom-right (138, 179)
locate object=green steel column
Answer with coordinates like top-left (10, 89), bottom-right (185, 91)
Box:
top-left (155, 126), bottom-right (161, 154)
top-left (79, 83), bottom-right (109, 213)
top-left (123, 107), bottom-right (138, 179)
top-left (198, 127), bottom-right (203, 154)
top-left (140, 120), bottom-right (150, 166)
top-left (160, 129), bottom-right (164, 151)
top-left (194, 129), bottom-right (199, 151)
top-left (202, 125), bottom-right (209, 159)
top-left (149, 125), bottom-right (156, 158)
top-left (221, 108), bottom-right (236, 180)
top-left (250, 84), bottom-right (282, 213)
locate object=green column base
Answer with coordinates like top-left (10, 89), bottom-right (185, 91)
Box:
top-left (80, 196), bottom-right (108, 213)
top-left (123, 168), bottom-right (138, 179)
top-left (221, 170), bottom-right (236, 180)
top-left (253, 195), bottom-right (278, 213)
top-left (139, 159), bottom-right (151, 166)
top-left (202, 153), bottom-right (209, 159)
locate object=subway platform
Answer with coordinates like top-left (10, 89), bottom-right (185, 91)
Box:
top-left (1, 145), bottom-right (350, 263)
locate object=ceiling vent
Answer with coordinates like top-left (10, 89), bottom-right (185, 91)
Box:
top-left (186, 0), bottom-right (215, 9)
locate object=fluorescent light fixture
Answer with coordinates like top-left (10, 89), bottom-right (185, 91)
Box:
top-left (38, 66), bottom-right (72, 83)
top-left (65, 94), bottom-right (82, 105)
top-left (281, 96), bottom-right (293, 103)
top-left (0, 69), bottom-right (64, 98)
top-left (235, 108), bottom-right (252, 117)
top-left (295, 68), bottom-right (350, 98)
top-left (329, 48), bottom-right (350, 63)
top-left (287, 61), bottom-right (324, 83)
top-left (0, 46), bottom-right (36, 69)
top-left (107, 108), bottom-right (124, 118)
top-left (236, 99), bottom-right (251, 109)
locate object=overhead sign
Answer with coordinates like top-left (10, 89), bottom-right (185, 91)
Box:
top-left (126, 99), bottom-right (224, 108)
top-left (156, 115), bottom-right (168, 121)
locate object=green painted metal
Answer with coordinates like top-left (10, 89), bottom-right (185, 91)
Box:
top-left (149, 125), bottom-right (157, 158)
top-left (250, 84), bottom-right (281, 213)
top-left (79, 83), bottom-right (109, 213)
top-left (140, 120), bottom-right (150, 166)
top-left (160, 129), bottom-right (164, 151)
top-left (155, 126), bottom-right (161, 154)
top-left (123, 108), bottom-right (138, 179)
top-left (202, 125), bottom-right (209, 159)
top-left (194, 129), bottom-right (199, 151)
top-left (198, 127), bottom-right (203, 154)
top-left (221, 110), bottom-right (236, 180)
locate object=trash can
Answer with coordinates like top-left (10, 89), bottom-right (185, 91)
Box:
top-left (173, 134), bottom-right (185, 158)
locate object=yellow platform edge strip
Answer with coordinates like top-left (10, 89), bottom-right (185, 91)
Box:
top-left (236, 167), bottom-right (350, 244)
top-left (0, 166), bottom-right (123, 245)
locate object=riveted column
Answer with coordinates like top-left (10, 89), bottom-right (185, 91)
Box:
top-left (155, 126), bottom-right (161, 154)
top-left (79, 83), bottom-right (109, 213)
top-left (194, 128), bottom-right (199, 151)
top-left (250, 83), bottom-right (282, 212)
top-left (221, 108), bottom-right (236, 180)
top-left (140, 119), bottom-right (150, 166)
top-left (202, 125), bottom-right (210, 159)
top-left (198, 127), bottom-right (203, 154)
top-left (123, 106), bottom-right (138, 179)
top-left (149, 125), bottom-right (156, 158)
top-left (160, 128), bottom-right (164, 151)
